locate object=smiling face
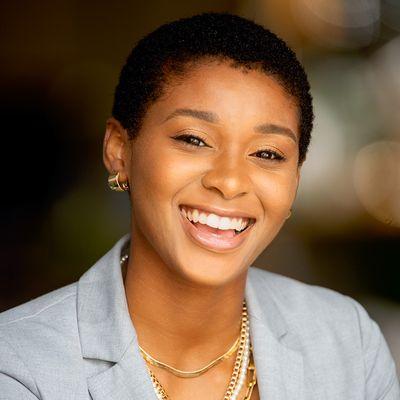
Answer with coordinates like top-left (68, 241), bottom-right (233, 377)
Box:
top-left (105, 60), bottom-right (301, 287)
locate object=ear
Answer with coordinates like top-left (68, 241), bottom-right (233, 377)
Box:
top-left (103, 117), bottom-right (131, 181)
top-left (292, 163), bottom-right (302, 203)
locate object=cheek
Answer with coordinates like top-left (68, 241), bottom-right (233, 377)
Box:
top-left (128, 145), bottom-right (183, 244)
top-left (130, 142), bottom-right (195, 207)
top-left (255, 170), bottom-right (298, 216)
top-left (131, 156), bottom-right (171, 208)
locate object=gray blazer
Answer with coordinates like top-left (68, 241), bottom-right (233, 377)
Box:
top-left (0, 234), bottom-right (399, 399)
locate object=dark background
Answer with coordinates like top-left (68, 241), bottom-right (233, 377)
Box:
top-left (1, 0), bottom-right (399, 372)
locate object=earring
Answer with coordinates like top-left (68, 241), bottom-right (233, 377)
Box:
top-left (108, 172), bottom-right (130, 192)
top-left (285, 209), bottom-right (292, 219)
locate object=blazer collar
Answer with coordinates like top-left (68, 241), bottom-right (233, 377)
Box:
top-left (77, 234), bottom-right (135, 362)
top-left (77, 235), bottom-right (304, 399)
top-left (246, 269), bottom-right (304, 399)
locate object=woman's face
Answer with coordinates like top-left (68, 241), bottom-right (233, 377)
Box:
top-left (108, 61), bottom-right (301, 286)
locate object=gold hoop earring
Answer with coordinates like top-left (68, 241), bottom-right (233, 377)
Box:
top-left (286, 209), bottom-right (292, 219)
top-left (108, 172), bottom-right (130, 192)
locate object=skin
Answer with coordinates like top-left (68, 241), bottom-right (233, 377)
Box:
top-left (103, 60), bottom-right (301, 399)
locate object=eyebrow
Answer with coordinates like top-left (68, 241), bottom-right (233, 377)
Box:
top-left (163, 108), bottom-right (298, 143)
top-left (163, 108), bottom-right (219, 124)
top-left (254, 123), bottom-right (298, 143)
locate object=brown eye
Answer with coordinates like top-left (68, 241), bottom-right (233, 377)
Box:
top-left (173, 134), bottom-right (209, 147)
top-left (252, 149), bottom-right (285, 162)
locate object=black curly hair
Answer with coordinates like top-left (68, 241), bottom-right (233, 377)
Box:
top-left (112, 12), bottom-right (313, 165)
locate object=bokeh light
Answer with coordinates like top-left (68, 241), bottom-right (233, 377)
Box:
top-left (354, 141), bottom-right (400, 227)
top-left (291, 0), bottom-right (380, 48)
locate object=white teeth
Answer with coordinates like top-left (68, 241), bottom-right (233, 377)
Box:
top-left (180, 206), bottom-right (251, 231)
top-left (233, 218), bottom-right (243, 230)
top-left (219, 217), bottom-right (232, 230)
top-left (199, 213), bottom-right (207, 224)
top-left (192, 209), bottom-right (199, 223)
top-left (206, 214), bottom-right (220, 228)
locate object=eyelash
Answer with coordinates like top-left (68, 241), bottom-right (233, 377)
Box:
top-left (173, 133), bottom-right (286, 162)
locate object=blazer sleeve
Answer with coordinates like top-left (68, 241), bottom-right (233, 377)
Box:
top-left (0, 334), bottom-right (40, 399)
top-left (349, 298), bottom-right (400, 400)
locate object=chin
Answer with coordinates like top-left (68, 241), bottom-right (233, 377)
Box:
top-left (168, 246), bottom-right (250, 288)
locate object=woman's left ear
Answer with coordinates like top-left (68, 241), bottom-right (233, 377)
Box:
top-left (295, 167), bottom-right (301, 192)
top-left (287, 166), bottom-right (302, 219)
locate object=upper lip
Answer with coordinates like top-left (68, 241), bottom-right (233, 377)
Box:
top-left (179, 203), bottom-right (257, 222)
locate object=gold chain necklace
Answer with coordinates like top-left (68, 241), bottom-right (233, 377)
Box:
top-left (120, 254), bottom-right (257, 399)
top-left (146, 303), bottom-right (255, 400)
top-left (140, 336), bottom-right (240, 378)
top-left (147, 356), bottom-right (257, 400)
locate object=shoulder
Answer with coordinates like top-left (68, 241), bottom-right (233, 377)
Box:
top-left (0, 283), bottom-right (76, 327)
top-left (0, 282), bottom-right (79, 350)
top-left (249, 266), bottom-right (371, 329)
top-left (248, 266), bottom-right (400, 399)
top-left (0, 283), bottom-right (82, 398)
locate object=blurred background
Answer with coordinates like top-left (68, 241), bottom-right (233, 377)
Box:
top-left (0, 0), bottom-right (399, 373)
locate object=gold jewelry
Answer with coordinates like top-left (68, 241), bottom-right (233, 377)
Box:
top-left (148, 369), bottom-right (170, 400)
top-left (147, 351), bottom-right (257, 400)
top-left (242, 354), bottom-right (257, 400)
top-left (119, 253), bottom-right (257, 399)
top-left (146, 302), bottom-right (255, 400)
top-left (147, 361), bottom-right (256, 400)
top-left (140, 336), bottom-right (240, 378)
top-left (108, 172), bottom-right (129, 192)
top-left (224, 311), bottom-right (250, 400)
top-left (139, 301), bottom-right (246, 379)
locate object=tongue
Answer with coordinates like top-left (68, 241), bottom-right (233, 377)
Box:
top-left (194, 222), bottom-right (236, 238)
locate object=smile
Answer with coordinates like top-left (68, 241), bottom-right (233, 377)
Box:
top-left (178, 205), bottom-right (256, 252)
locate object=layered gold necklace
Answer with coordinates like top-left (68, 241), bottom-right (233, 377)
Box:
top-left (121, 254), bottom-right (257, 399)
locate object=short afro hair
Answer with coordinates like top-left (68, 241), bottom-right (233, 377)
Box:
top-left (112, 12), bottom-right (313, 165)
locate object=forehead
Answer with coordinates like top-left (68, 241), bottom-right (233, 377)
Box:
top-left (147, 60), bottom-right (299, 138)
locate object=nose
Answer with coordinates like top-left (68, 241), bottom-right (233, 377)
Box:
top-left (201, 152), bottom-right (252, 200)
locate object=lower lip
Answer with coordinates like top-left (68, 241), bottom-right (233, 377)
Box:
top-left (179, 210), bottom-right (255, 252)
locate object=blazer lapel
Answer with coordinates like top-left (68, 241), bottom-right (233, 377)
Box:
top-left (87, 339), bottom-right (156, 400)
top-left (77, 235), bottom-right (157, 400)
top-left (246, 268), bottom-right (304, 400)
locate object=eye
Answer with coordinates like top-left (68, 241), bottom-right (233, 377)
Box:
top-left (251, 149), bottom-right (285, 162)
top-left (173, 134), bottom-right (209, 147)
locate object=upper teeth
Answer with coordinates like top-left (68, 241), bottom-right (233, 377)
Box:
top-left (180, 206), bottom-right (251, 231)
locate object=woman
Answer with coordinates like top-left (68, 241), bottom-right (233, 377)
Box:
top-left (0, 12), bottom-right (398, 400)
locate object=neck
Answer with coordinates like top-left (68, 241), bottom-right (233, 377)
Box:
top-left (123, 238), bottom-right (247, 369)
